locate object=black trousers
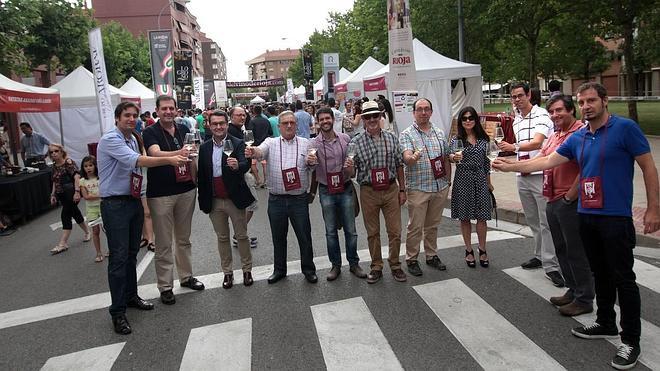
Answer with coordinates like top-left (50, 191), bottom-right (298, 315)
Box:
top-left (579, 213), bottom-right (640, 346)
top-left (56, 189), bottom-right (84, 230)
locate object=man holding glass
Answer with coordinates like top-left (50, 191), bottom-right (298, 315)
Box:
top-left (245, 111), bottom-right (318, 284)
top-left (493, 82), bottom-right (659, 371)
top-left (498, 82), bottom-right (562, 287)
top-left (309, 107), bottom-right (367, 281)
top-left (400, 98), bottom-right (452, 276)
top-left (197, 110), bottom-right (255, 289)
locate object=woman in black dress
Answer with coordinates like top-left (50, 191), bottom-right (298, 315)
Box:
top-left (449, 107), bottom-right (493, 267)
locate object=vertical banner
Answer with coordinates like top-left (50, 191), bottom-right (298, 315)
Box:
top-left (88, 27), bottom-right (113, 135)
top-left (148, 30), bottom-right (174, 97)
top-left (387, 0), bottom-right (416, 91)
top-left (214, 80), bottom-right (228, 107)
top-left (302, 49), bottom-right (314, 100)
top-left (203, 80), bottom-right (216, 108)
top-left (286, 78), bottom-right (294, 103)
top-left (193, 76), bottom-right (204, 109)
top-left (322, 53), bottom-right (339, 99)
top-left (173, 51), bottom-right (193, 109)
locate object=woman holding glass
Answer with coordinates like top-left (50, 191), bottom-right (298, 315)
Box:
top-left (449, 106), bottom-right (493, 268)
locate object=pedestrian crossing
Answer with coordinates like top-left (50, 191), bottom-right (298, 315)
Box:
top-left (37, 259), bottom-right (660, 371)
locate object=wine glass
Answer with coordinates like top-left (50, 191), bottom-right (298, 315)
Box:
top-left (307, 145), bottom-right (318, 165)
top-left (487, 140), bottom-right (500, 171)
top-left (494, 126), bottom-right (504, 143)
top-left (452, 139), bottom-right (464, 164)
top-left (244, 130), bottom-right (255, 147)
top-left (223, 139), bottom-right (234, 157)
top-left (184, 133), bottom-right (197, 158)
top-left (193, 130), bottom-right (202, 145)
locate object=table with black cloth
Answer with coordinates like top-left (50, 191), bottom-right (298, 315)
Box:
top-left (0, 169), bottom-right (53, 223)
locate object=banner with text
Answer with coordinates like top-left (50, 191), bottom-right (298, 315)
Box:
top-left (387, 0), bottom-right (416, 91)
top-left (322, 53), bottom-right (339, 99)
top-left (88, 28), bottom-right (114, 134)
top-left (226, 78), bottom-right (285, 88)
top-left (174, 51), bottom-right (193, 109)
top-left (203, 81), bottom-right (216, 108)
top-left (214, 80), bottom-right (228, 105)
top-left (148, 30), bottom-right (174, 97)
top-left (193, 76), bottom-right (204, 109)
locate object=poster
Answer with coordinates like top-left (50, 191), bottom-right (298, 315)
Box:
top-left (214, 80), bottom-right (228, 106)
top-left (391, 90), bottom-right (418, 134)
top-left (387, 0), bottom-right (416, 92)
top-left (322, 53), bottom-right (339, 99)
top-left (148, 30), bottom-right (174, 97)
top-left (203, 80), bottom-right (216, 108)
top-left (173, 51), bottom-right (193, 109)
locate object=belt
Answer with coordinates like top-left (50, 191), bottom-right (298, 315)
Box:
top-left (319, 182), bottom-right (352, 189)
top-left (101, 195), bottom-right (135, 201)
top-left (269, 193), bottom-right (307, 198)
top-left (360, 179), bottom-right (396, 186)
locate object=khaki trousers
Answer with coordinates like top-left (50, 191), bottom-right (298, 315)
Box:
top-left (148, 188), bottom-right (196, 292)
top-left (208, 197), bottom-right (251, 273)
top-left (405, 187), bottom-right (449, 262)
top-left (359, 183), bottom-right (401, 271)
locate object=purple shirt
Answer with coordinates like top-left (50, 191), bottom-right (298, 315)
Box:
top-left (313, 132), bottom-right (351, 186)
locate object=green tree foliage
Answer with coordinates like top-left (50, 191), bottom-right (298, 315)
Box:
top-left (0, 0), bottom-right (40, 75)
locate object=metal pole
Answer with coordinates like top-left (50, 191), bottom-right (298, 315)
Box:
top-left (458, 0), bottom-right (465, 62)
top-left (58, 110), bottom-right (65, 147)
top-left (157, 0), bottom-right (172, 30)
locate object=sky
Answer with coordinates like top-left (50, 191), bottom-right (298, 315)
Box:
top-left (186, 0), bottom-right (356, 81)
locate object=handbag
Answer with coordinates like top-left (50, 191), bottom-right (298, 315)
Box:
top-left (489, 189), bottom-right (497, 227)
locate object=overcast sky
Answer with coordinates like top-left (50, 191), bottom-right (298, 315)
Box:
top-left (186, 0), bottom-right (356, 81)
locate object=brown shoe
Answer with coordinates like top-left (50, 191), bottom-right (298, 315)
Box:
top-left (549, 291), bottom-right (572, 307)
top-left (326, 266), bottom-right (341, 281)
top-left (366, 270), bottom-right (382, 284)
top-left (243, 271), bottom-right (253, 286)
top-left (222, 274), bottom-right (233, 289)
top-left (349, 264), bottom-right (367, 278)
top-left (391, 268), bottom-right (407, 282)
top-left (559, 302), bottom-right (593, 317)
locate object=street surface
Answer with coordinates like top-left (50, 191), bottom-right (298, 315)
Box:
top-left (1, 186), bottom-right (659, 370)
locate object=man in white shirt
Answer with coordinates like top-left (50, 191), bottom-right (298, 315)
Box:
top-left (327, 98), bottom-right (343, 134)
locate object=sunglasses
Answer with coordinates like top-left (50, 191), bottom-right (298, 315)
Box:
top-left (362, 113), bottom-right (381, 121)
top-left (461, 116), bottom-right (477, 122)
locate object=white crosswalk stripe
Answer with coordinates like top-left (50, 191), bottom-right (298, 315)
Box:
top-left (311, 297), bottom-right (403, 371)
top-left (633, 258), bottom-right (660, 294)
top-left (504, 267), bottom-right (660, 370)
top-left (414, 278), bottom-right (566, 371)
top-left (40, 342), bottom-right (125, 371)
top-left (179, 318), bottom-right (252, 371)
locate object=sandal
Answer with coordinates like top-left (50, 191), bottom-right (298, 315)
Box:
top-left (147, 242), bottom-right (155, 252)
top-left (94, 255), bottom-right (104, 263)
top-left (140, 238), bottom-right (149, 248)
top-left (83, 232), bottom-right (91, 242)
top-left (478, 249), bottom-right (489, 268)
top-left (465, 250), bottom-right (476, 268)
top-left (50, 244), bottom-right (69, 255)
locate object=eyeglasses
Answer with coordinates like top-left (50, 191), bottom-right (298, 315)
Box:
top-left (209, 121), bottom-right (227, 127)
top-left (362, 113), bottom-right (381, 121)
top-left (415, 108), bottom-right (432, 113)
top-left (461, 116), bottom-right (477, 122)
top-left (280, 121), bottom-right (296, 126)
top-left (511, 93), bottom-right (527, 101)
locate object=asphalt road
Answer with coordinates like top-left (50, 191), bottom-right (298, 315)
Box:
top-left (1, 187), bottom-right (659, 370)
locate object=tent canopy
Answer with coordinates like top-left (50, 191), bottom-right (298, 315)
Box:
top-left (334, 57), bottom-right (385, 96)
top-left (0, 73), bottom-right (60, 112)
top-left (250, 96), bottom-right (266, 104)
top-left (120, 77), bottom-right (156, 113)
top-left (51, 66), bottom-right (138, 107)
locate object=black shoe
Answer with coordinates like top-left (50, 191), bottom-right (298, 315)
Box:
top-left (222, 274), bottom-right (234, 289)
top-left (181, 277), bottom-right (205, 290)
top-left (112, 315), bottom-right (132, 335)
top-left (611, 343), bottom-right (640, 370)
top-left (160, 290), bottom-right (175, 305)
top-left (465, 250), bottom-right (476, 268)
top-left (571, 322), bottom-right (619, 339)
top-left (366, 270), bottom-right (382, 284)
top-left (304, 273), bottom-right (318, 283)
top-left (545, 271), bottom-right (565, 287)
top-left (521, 257), bottom-right (542, 269)
top-left (349, 264), bottom-right (367, 278)
top-left (478, 249), bottom-right (489, 268)
top-left (426, 255), bottom-right (447, 271)
top-left (407, 261), bottom-right (423, 276)
top-left (267, 271), bottom-right (286, 284)
top-left (243, 271), bottom-right (254, 286)
top-left (126, 296), bottom-right (154, 310)
top-left (326, 266), bottom-right (341, 281)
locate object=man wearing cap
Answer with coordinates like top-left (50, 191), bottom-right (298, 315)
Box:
top-left (400, 98), bottom-right (452, 276)
top-left (346, 101), bottom-right (407, 284)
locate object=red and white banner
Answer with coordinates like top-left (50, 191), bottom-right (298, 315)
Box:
top-left (0, 88), bottom-right (60, 112)
top-left (89, 27), bottom-right (114, 133)
top-left (363, 76), bottom-right (387, 92)
top-left (334, 83), bottom-right (348, 93)
top-left (387, 0), bottom-right (416, 91)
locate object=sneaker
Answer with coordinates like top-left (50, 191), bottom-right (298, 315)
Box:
top-left (426, 255), bottom-right (447, 271)
top-left (521, 257), bottom-right (542, 269)
top-left (250, 237), bottom-right (258, 248)
top-left (545, 271), bottom-right (565, 287)
top-left (571, 323), bottom-right (619, 339)
top-left (611, 343), bottom-right (640, 370)
top-left (407, 261), bottom-right (423, 276)
top-left (391, 268), bottom-right (407, 282)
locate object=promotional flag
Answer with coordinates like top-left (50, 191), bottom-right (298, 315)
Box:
top-left (174, 51), bottom-right (193, 109)
top-left (387, 0), bottom-right (416, 91)
top-left (322, 53), bottom-right (339, 99)
top-left (193, 76), bottom-right (204, 109)
top-left (149, 30), bottom-right (174, 97)
top-left (88, 27), bottom-right (113, 134)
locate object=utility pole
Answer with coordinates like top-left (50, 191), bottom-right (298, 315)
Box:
top-left (458, 0), bottom-right (465, 62)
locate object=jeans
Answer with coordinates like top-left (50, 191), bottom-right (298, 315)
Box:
top-left (101, 197), bottom-right (144, 318)
top-left (267, 193), bottom-right (316, 275)
top-left (319, 184), bottom-right (359, 267)
top-left (580, 213), bottom-right (640, 346)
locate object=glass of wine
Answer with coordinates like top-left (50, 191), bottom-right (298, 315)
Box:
top-left (184, 133), bottom-right (197, 158)
top-left (494, 126), bottom-right (504, 143)
top-left (244, 130), bottom-right (255, 147)
top-left (452, 139), bottom-right (464, 164)
top-left (487, 140), bottom-right (500, 171)
top-left (307, 145), bottom-right (318, 165)
top-left (223, 139), bottom-right (234, 157)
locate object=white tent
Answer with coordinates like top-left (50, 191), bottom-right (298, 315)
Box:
top-left (250, 95), bottom-right (266, 104)
top-left (334, 57), bottom-right (385, 99)
top-left (19, 66), bottom-right (139, 164)
top-left (120, 77), bottom-right (156, 114)
top-left (293, 84), bottom-right (307, 101)
top-left (313, 67), bottom-right (351, 100)
top-left (362, 39), bottom-right (483, 135)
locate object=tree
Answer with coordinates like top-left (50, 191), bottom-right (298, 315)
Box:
top-left (0, 0), bottom-right (40, 75)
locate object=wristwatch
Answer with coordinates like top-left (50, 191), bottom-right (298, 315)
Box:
top-left (513, 143), bottom-right (520, 152)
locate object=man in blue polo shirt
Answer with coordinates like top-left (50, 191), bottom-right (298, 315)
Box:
top-left (493, 82), bottom-right (659, 370)
top-left (98, 101), bottom-right (188, 335)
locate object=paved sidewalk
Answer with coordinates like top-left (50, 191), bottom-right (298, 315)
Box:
top-left (451, 135), bottom-right (660, 248)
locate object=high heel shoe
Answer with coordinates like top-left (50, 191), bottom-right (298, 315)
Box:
top-left (465, 250), bottom-right (476, 268)
top-left (478, 249), bottom-right (489, 268)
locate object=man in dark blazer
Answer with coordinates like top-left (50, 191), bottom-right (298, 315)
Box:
top-left (197, 110), bottom-right (255, 289)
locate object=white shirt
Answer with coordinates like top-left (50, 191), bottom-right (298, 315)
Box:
top-left (331, 108), bottom-right (343, 134)
top-left (256, 136), bottom-right (313, 195)
top-left (512, 104), bottom-right (553, 175)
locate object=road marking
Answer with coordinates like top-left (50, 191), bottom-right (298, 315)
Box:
top-left (311, 297), bottom-right (403, 371)
top-left (136, 251), bottom-right (154, 281)
top-left (0, 231), bottom-right (522, 330)
top-left (634, 258), bottom-right (660, 294)
top-left (504, 267), bottom-right (660, 370)
top-left (442, 208), bottom-right (533, 237)
top-left (179, 318), bottom-right (252, 371)
top-left (40, 342), bottom-right (125, 371)
top-left (634, 246), bottom-right (660, 259)
top-left (414, 278), bottom-right (566, 371)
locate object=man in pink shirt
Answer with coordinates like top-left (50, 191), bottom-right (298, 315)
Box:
top-left (522, 95), bottom-right (594, 316)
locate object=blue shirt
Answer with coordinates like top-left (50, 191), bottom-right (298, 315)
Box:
top-left (97, 128), bottom-right (141, 197)
top-left (294, 110), bottom-right (312, 139)
top-left (20, 132), bottom-right (50, 157)
top-left (556, 115), bottom-right (649, 217)
top-left (268, 116), bottom-right (280, 137)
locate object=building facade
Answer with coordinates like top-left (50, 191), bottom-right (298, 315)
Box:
top-left (246, 49), bottom-right (300, 81)
top-left (201, 40), bottom-right (227, 81)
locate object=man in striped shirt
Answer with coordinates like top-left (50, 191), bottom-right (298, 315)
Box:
top-left (498, 82), bottom-right (562, 287)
